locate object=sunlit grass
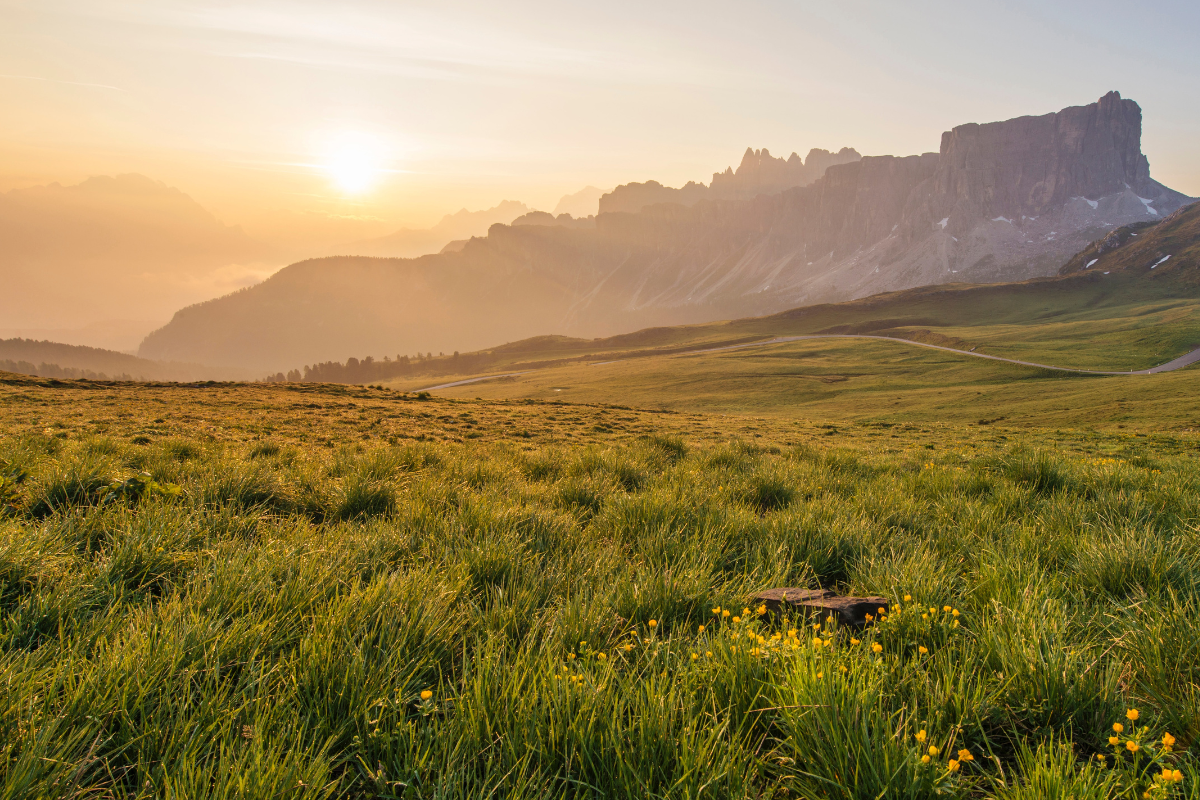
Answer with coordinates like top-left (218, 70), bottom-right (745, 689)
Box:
top-left (0, 427), bottom-right (1197, 797)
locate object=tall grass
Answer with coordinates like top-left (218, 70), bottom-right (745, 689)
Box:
top-left (0, 432), bottom-right (1196, 797)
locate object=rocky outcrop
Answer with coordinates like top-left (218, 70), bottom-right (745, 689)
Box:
top-left (599, 146), bottom-right (861, 214)
top-left (140, 93), bottom-right (1193, 372)
top-left (749, 588), bottom-right (890, 628)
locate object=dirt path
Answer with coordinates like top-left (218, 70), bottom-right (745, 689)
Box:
top-left (414, 335), bottom-right (1200, 392)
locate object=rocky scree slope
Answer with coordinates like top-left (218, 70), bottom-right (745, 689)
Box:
top-left (138, 93), bottom-right (1192, 373)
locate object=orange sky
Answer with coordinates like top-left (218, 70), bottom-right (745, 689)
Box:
top-left (3, 0), bottom-right (1198, 234)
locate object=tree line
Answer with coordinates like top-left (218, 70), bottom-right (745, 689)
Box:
top-left (1, 359), bottom-right (138, 381)
top-left (261, 351), bottom-right (498, 385)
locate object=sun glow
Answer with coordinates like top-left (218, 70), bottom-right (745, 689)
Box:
top-left (322, 132), bottom-right (388, 195)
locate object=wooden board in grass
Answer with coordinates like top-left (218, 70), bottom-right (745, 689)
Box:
top-left (750, 588), bottom-right (890, 627)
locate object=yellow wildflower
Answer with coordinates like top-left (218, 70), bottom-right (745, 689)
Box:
top-left (851, 638), bottom-right (860, 645)
top-left (722, 610), bottom-right (730, 618)
top-left (420, 690), bottom-right (433, 700)
top-left (921, 755), bottom-right (931, 764)
top-left (948, 759), bottom-right (960, 772)
top-left (732, 616), bottom-right (741, 623)
top-left (1173, 770), bottom-right (1183, 783)
top-left (952, 609), bottom-right (960, 617)
top-left (1126, 741), bottom-right (1139, 753)
top-left (919, 646), bottom-right (929, 655)
top-left (568, 653), bottom-right (576, 661)
top-left (1113, 723), bottom-right (1124, 733)
top-left (712, 607), bottom-right (721, 615)
top-left (597, 652), bottom-right (606, 660)
top-left (1162, 732), bottom-right (1176, 749)
top-left (922, 614), bottom-right (929, 620)
top-left (706, 651), bottom-right (712, 658)
top-left (1126, 709), bottom-right (1139, 721)
top-left (1109, 736), bottom-right (1120, 746)
top-left (816, 671), bottom-right (824, 679)
top-left (691, 653), bottom-right (698, 661)
top-left (742, 608), bottom-right (751, 617)
top-left (757, 604), bottom-right (767, 615)
top-left (957, 749), bottom-right (973, 762)
top-left (698, 625), bottom-right (706, 633)
top-left (928, 746), bottom-right (939, 757)
top-left (915, 730), bottom-right (927, 743)
top-left (904, 595), bottom-right (912, 602)
top-left (871, 643), bottom-right (883, 654)
top-left (943, 606), bottom-right (951, 613)
top-left (648, 619), bottom-right (657, 628)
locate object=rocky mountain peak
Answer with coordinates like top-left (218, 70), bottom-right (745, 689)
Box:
top-left (599, 144), bottom-right (859, 214)
top-left (928, 91), bottom-right (1176, 223)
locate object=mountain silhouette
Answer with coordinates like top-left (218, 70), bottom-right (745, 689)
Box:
top-left (138, 94), bottom-right (1192, 373)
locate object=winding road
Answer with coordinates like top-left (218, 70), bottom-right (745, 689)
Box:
top-left (414, 335), bottom-right (1200, 392)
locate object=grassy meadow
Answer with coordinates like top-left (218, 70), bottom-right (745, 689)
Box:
top-left (408, 337), bottom-right (1200, 429)
top-left (377, 272), bottom-right (1200, 428)
top-left (2, 374), bottom-right (1199, 798)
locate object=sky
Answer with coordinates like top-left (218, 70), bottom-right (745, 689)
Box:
top-left (2, 0), bottom-right (1199, 231)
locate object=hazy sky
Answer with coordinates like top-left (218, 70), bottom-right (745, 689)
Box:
top-left (2, 0), bottom-right (1198, 229)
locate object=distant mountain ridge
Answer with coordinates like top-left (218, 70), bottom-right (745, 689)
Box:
top-left (0, 338), bottom-right (248, 382)
top-left (138, 93), bottom-right (1194, 373)
top-left (0, 173), bottom-right (275, 349)
top-left (337, 200), bottom-right (532, 258)
top-left (599, 146), bottom-right (861, 214)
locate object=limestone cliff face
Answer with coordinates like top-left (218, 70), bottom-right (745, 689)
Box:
top-left (140, 93), bottom-right (1194, 372)
top-left (924, 91), bottom-right (1180, 225)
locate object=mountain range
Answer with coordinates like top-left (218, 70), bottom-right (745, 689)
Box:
top-left (335, 200), bottom-right (534, 258)
top-left (598, 146), bottom-right (861, 214)
top-left (137, 92), bottom-right (1192, 373)
top-left (0, 174), bottom-right (274, 351)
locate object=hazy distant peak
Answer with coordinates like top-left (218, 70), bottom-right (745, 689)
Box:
top-left (437, 199), bottom-right (529, 227)
top-left (74, 173), bottom-right (178, 196)
top-left (553, 185), bottom-right (607, 218)
top-left (337, 199), bottom-right (533, 259)
top-left (511, 210), bottom-right (595, 229)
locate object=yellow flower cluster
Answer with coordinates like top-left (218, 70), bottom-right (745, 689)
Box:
top-left (914, 731), bottom-right (972, 775)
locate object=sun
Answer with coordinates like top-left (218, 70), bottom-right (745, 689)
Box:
top-left (322, 132), bottom-right (387, 195)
